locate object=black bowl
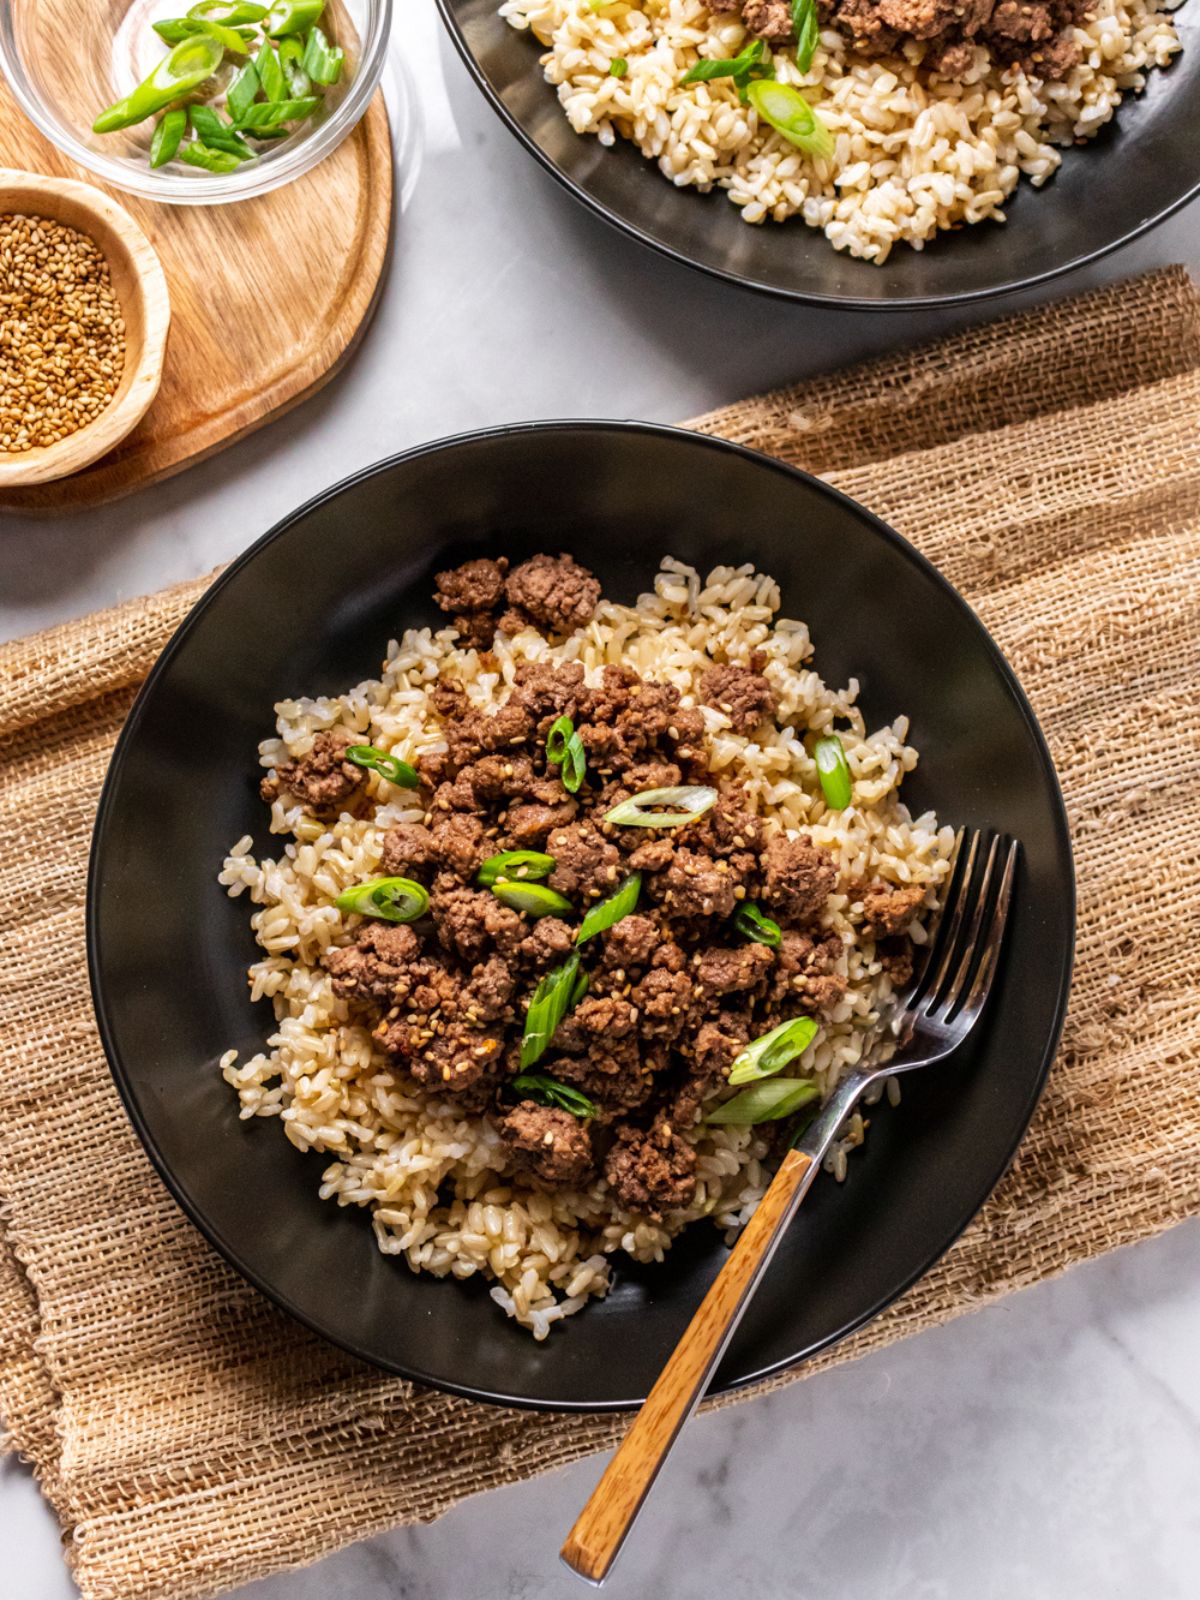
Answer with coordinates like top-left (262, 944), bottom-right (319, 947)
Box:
top-left (436, 0), bottom-right (1199, 307)
top-left (89, 421), bottom-right (1073, 1410)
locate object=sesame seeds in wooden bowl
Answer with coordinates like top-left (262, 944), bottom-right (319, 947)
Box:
top-left (0, 170), bottom-right (169, 488)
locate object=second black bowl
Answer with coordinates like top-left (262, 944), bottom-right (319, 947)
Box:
top-left (437, 0), bottom-right (1200, 307)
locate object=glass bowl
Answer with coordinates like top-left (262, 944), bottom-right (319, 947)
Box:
top-left (0, 0), bottom-right (392, 205)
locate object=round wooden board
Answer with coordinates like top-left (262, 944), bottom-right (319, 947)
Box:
top-left (0, 86), bottom-right (392, 514)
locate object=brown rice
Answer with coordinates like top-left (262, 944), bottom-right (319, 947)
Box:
top-left (498, 0), bottom-right (1182, 262)
top-left (219, 559), bottom-right (955, 1336)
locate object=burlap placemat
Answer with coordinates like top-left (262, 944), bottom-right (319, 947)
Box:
top-left (2, 265), bottom-right (1199, 1600)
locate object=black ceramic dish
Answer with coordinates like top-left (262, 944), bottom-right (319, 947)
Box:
top-left (436, 0), bottom-right (1199, 307)
top-left (89, 421), bottom-right (1073, 1411)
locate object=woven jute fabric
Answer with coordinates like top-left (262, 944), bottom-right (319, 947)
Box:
top-left (2, 264), bottom-right (1199, 1600)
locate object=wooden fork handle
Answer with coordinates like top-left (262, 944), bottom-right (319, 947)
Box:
top-left (561, 1145), bottom-right (816, 1585)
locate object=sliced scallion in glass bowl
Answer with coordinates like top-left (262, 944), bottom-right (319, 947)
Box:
top-left (0, 0), bottom-right (396, 205)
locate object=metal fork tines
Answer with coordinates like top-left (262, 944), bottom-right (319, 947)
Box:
top-left (888, 828), bottom-right (1020, 1069)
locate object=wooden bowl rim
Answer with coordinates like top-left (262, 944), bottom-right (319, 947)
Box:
top-left (0, 168), bottom-right (170, 487)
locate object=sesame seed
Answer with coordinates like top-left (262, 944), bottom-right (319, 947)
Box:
top-left (0, 213), bottom-right (125, 454)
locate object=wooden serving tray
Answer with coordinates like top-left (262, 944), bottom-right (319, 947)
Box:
top-left (0, 78), bottom-right (392, 513)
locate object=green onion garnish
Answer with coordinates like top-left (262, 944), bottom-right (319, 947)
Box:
top-left (510, 1070), bottom-right (597, 1120)
top-left (149, 108), bottom-right (187, 167)
top-left (234, 95), bottom-right (318, 128)
top-left (610, 57), bottom-right (628, 77)
top-left (179, 141), bottom-right (244, 172)
top-left (706, 1078), bottom-right (820, 1125)
top-left (188, 1), bottom-right (268, 22)
top-left (728, 1016), bottom-right (819, 1085)
top-left (477, 850), bottom-right (555, 888)
top-left (546, 714), bottom-right (573, 765)
top-left (682, 38), bottom-right (768, 88)
top-left (571, 968), bottom-right (590, 1007)
top-left (813, 734), bottom-right (852, 811)
top-left (335, 876), bottom-right (429, 923)
top-left (254, 38), bottom-right (286, 101)
top-left (189, 104), bottom-right (254, 159)
top-left (519, 953), bottom-right (581, 1070)
top-left (191, 16), bottom-right (254, 52)
top-left (277, 34), bottom-right (312, 96)
top-left (562, 731), bottom-right (587, 794)
top-left (733, 901), bottom-right (782, 948)
top-left (577, 873), bottom-right (641, 944)
top-left (344, 743), bottom-right (420, 788)
top-left (263, 0), bottom-right (325, 35)
top-left (605, 785), bottom-right (718, 828)
top-left (745, 80), bottom-right (834, 160)
top-left (152, 18), bottom-right (256, 45)
top-left (93, 34), bottom-right (226, 133)
top-left (226, 58), bottom-right (261, 122)
top-left (491, 881), bottom-right (574, 919)
top-left (301, 24), bottom-right (344, 84)
top-left (791, 0), bottom-right (820, 72)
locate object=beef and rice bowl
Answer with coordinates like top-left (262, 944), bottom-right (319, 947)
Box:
top-left (220, 555), bottom-right (955, 1336)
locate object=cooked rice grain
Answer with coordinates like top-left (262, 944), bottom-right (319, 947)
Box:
top-left (219, 560), bottom-right (955, 1334)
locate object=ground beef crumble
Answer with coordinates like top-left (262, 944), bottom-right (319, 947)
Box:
top-left (261, 726), bottom-right (368, 818)
top-left (727, 0), bottom-right (1085, 79)
top-left (289, 555), bottom-right (931, 1218)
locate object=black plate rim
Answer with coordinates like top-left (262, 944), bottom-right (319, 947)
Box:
top-left (433, 0), bottom-right (1199, 310)
top-left (87, 417), bottom-right (1076, 1412)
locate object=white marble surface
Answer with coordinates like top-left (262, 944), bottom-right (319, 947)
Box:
top-left (3, 3), bottom-right (1199, 1593)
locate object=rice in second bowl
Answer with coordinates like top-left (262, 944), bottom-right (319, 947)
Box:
top-left (498, 0), bottom-right (1182, 262)
top-left (219, 559), bottom-right (955, 1338)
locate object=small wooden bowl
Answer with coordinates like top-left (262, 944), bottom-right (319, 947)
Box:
top-left (0, 169), bottom-right (170, 487)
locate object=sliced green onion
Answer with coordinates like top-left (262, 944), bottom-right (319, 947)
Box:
top-left (149, 108), bottom-right (187, 167)
top-left (728, 1016), bottom-right (819, 1085)
top-left (152, 18), bottom-right (256, 44)
top-left (510, 1070), bottom-right (597, 1120)
top-left (188, 1), bottom-right (268, 21)
top-left (263, 0), bottom-right (325, 36)
top-left (562, 731), bottom-right (587, 795)
top-left (277, 34), bottom-right (312, 96)
top-left (335, 876), bottom-right (429, 923)
top-left (706, 1078), bottom-right (820, 1125)
top-left (477, 850), bottom-right (555, 888)
top-left (610, 57), bottom-right (628, 77)
top-left (605, 785), bottom-right (717, 828)
top-left (301, 24), bottom-right (344, 84)
top-left (491, 881), bottom-right (574, 919)
top-left (519, 953), bottom-right (581, 1070)
top-left (344, 743), bottom-right (419, 788)
top-left (190, 17), bottom-right (253, 52)
top-left (745, 79), bottom-right (834, 160)
top-left (254, 39), bottom-right (286, 101)
top-left (226, 58), bottom-right (260, 122)
top-left (577, 873), bottom-right (641, 944)
top-left (179, 141), bottom-right (244, 172)
top-left (791, 0), bottom-right (820, 72)
top-left (682, 39), bottom-right (765, 86)
top-left (189, 104), bottom-right (253, 158)
top-left (733, 901), bottom-right (782, 948)
top-left (571, 968), bottom-right (590, 1007)
top-left (233, 95), bottom-right (319, 128)
top-left (814, 734), bottom-right (852, 811)
top-left (93, 34), bottom-right (225, 133)
top-left (545, 715), bottom-right (573, 765)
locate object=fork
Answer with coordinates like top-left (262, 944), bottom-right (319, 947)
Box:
top-left (561, 828), bottom-right (1019, 1586)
